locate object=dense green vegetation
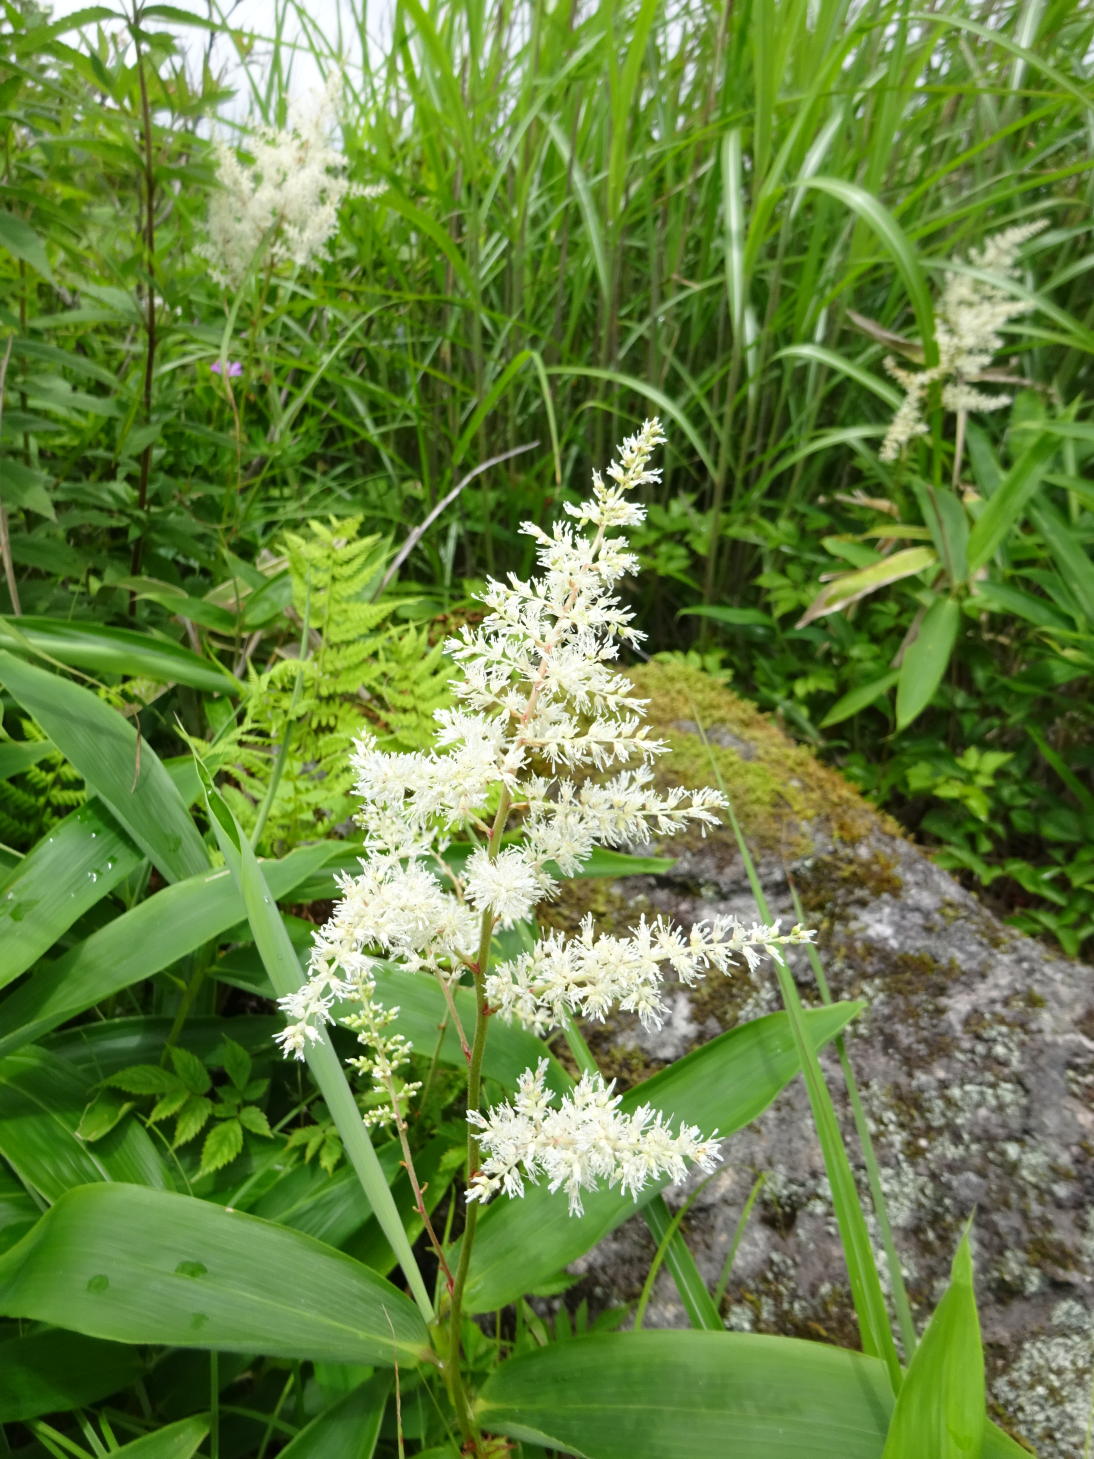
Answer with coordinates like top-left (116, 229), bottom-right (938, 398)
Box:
top-left (0, 0), bottom-right (1090, 1455)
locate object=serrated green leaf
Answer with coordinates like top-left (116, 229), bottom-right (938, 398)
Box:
top-left (148, 1088), bottom-right (191, 1124)
top-left (238, 1105), bottom-right (273, 1138)
top-left (199, 1118), bottom-right (243, 1176)
top-left (219, 1036), bottom-right (251, 1090)
top-left (106, 1065), bottom-right (182, 1096)
top-left (0, 458), bottom-right (55, 518)
top-left (172, 1094), bottom-right (213, 1147)
top-left (168, 1045), bottom-right (212, 1095)
top-left (0, 212), bottom-right (53, 279)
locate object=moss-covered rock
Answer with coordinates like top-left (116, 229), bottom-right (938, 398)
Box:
top-left (553, 663), bottom-right (1091, 1459)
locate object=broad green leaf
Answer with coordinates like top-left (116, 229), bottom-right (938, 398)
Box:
top-left (969, 581), bottom-right (1069, 632)
top-left (0, 458), bottom-right (55, 518)
top-left (0, 1329), bottom-right (140, 1421)
top-left (0, 842), bottom-right (335, 1057)
top-left (0, 740), bottom-right (54, 780)
top-left (108, 1417), bottom-right (210, 1459)
top-left (0, 800), bottom-right (143, 993)
top-left (677, 605), bottom-right (774, 629)
top-left (0, 1183), bottom-right (430, 1366)
top-left (797, 548), bottom-right (938, 627)
top-left (820, 671), bottom-right (900, 728)
top-left (250, 1145), bottom-right (403, 1247)
top-left (0, 617), bottom-right (241, 695)
top-left (463, 1004), bottom-right (861, 1312)
top-left (202, 782), bottom-right (435, 1323)
top-left (0, 651), bottom-right (208, 883)
top-left (966, 432), bottom-right (1058, 573)
top-left (895, 595), bottom-right (960, 729)
top-left (0, 1166), bottom-right (39, 1254)
top-left (912, 482), bottom-right (969, 585)
top-left (0, 1047), bottom-right (169, 1199)
top-left (0, 211), bottom-right (53, 279)
top-left (882, 1232), bottom-right (984, 1459)
top-left (475, 1331), bottom-right (1028, 1459)
top-left (277, 1375), bottom-right (391, 1459)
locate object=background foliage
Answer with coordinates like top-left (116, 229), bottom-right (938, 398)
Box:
top-left (0, 0), bottom-right (1091, 1454)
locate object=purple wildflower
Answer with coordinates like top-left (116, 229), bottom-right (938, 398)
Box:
top-left (210, 359), bottom-right (243, 377)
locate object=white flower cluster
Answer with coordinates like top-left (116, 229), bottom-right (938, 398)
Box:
top-left (486, 911), bottom-right (816, 1036)
top-left (466, 1060), bottom-right (722, 1216)
top-left (880, 219), bottom-right (1047, 462)
top-left (200, 71), bottom-right (356, 288)
top-left (275, 418), bottom-right (816, 1206)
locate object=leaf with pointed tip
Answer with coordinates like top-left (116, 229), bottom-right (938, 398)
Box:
top-left (0, 651), bottom-right (207, 884)
top-left (475, 1330), bottom-right (1028, 1459)
top-left (0, 1184), bottom-right (430, 1366)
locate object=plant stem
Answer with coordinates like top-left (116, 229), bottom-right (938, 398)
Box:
top-left (443, 784), bottom-right (513, 1454)
top-left (127, 11), bottom-right (159, 601)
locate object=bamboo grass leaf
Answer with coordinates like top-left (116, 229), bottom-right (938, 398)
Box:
top-left (0, 842), bottom-right (334, 1057)
top-left (201, 778), bottom-right (435, 1323)
top-left (476, 1330), bottom-right (1029, 1459)
top-left (0, 1329), bottom-right (141, 1422)
top-left (0, 651), bottom-right (208, 884)
top-left (0, 1183), bottom-right (430, 1366)
top-left (0, 617), bottom-right (240, 695)
top-left (895, 595), bottom-right (961, 730)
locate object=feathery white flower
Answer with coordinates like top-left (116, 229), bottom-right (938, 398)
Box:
top-left (275, 419), bottom-right (813, 1181)
top-left (466, 1060), bottom-right (722, 1216)
top-left (879, 218), bottom-right (1047, 463)
top-left (485, 912), bottom-right (817, 1035)
top-left (200, 71), bottom-right (357, 289)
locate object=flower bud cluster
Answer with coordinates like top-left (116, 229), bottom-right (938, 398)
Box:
top-left (466, 1060), bottom-right (722, 1216)
top-left (880, 219), bottom-right (1047, 462)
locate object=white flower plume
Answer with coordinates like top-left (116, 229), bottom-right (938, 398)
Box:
top-left (274, 419), bottom-right (815, 1186)
top-left (485, 912), bottom-right (816, 1036)
top-left (879, 218), bottom-right (1047, 463)
top-left (200, 71), bottom-right (357, 288)
top-left (466, 1060), bottom-right (723, 1216)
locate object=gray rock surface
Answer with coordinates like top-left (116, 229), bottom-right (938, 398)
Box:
top-left (549, 662), bottom-right (1092, 1458)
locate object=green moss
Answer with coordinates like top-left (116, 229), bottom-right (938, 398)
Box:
top-left (628, 660), bottom-right (901, 855)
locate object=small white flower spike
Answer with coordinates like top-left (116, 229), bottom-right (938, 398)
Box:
top-left (880, 219), bottom-right (1047, 462)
